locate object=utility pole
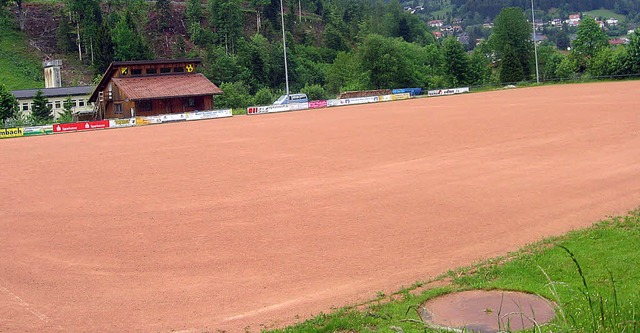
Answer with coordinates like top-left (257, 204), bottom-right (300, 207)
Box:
top-left (280, 0), bottom-right (290, 97)
top-left (531, 0), bottom-right (540, 84)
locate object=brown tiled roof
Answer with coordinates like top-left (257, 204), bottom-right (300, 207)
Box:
top-left (112, 73), bottom-right (222, 101)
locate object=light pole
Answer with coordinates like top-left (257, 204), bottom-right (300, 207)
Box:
top-left (531, 0), bottom-right (540, 84)
top-left (280, 0), bottom-right (290, 97)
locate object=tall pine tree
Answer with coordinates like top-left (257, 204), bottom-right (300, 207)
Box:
top-left (31, 90), bottom-right (53, 124)
top-left (155, 0), bottom-right (173, 32)
top-left (56, 9), bottom-right (75, 53)
top-left (94, 24), bottom-right (114, 74)
top-left (0, 83), bottom-right (19, 127)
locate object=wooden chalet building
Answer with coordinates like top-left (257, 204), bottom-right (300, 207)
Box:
top-left (89, 59), bottom-right (223, 119)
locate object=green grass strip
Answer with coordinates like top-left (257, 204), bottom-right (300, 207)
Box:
top-left (269, 209), bottom-right (640, 332)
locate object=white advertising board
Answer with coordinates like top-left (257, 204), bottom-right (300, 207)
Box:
top-left (186, 109), bottom-right (233, 120)
top-left (247, 104), bottom-right (309, 115)
top-left (427, 87), bottom-right (470, 97)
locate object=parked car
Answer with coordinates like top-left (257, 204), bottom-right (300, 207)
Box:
top-left (273, 93), bottom-right (309, 105)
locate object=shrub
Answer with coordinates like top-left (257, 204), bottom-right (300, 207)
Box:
top-left (300, 83), bottom-right (326, 100)
top-left (214, 81), bottom-right (251, 109)
top-left (252, 87), bottom-right (274, 105)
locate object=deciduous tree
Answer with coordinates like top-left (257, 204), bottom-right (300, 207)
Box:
top-left (627, 28), bottom-right (640, 73)
top-left (500, 45), bottom-right (525, 83)
top-left (491, 7), bottom-right (533, 81)
top-left (572, 16), bottom-right (609, 69)
top-left (442, 37), bottom-right (469, 86)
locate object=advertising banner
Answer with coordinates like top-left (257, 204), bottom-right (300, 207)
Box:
top-left (392, 88), bottom-right (422, 96)
top-left (380, 95), bottom-right (393, 102)
top-left (54, 120), bottom-right (110, 133)
top-left (186, 109), bottom-right (233, 120)
top-left (340, 96), bottom-right (379, 106)
top-left (391, 93), bottom-right (411, 100)
top-left (427, 87), bottom-right (470, 97)
top-left (258, 105), bottom-right (289, 114)
top-left (327, 99), bottom-right (341, 107)
top-left (136, 116), bottom-right (162, 126)
top-left (247, 104), bottom-right (308, 115)
top-left (109, 118), bottom-right (136, 128)
top-left (309, 100), bottom-right (327, 109)
top-left (53, 123), bottom-right (81, 133)
top-left (287, 103), bottom-right (309, 111)
top-left (160, 113), bottom-right (187, 122)
top-left (78, 120), bottom-right (110, 130)
top-left (42, 125), bottom-right (54, 134)
top-left (23, 126), bottom-right (46, 137)
top-left (136, 117), bottom-right (151, 126)
top-left (0, 127), bottom-right (23, 139)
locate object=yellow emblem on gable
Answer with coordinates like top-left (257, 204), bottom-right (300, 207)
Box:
top-left (121, 67), bottom-right (129, 75)
top-left (186, 64), bottom-right (194, 73)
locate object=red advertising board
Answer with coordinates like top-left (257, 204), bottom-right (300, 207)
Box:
top-left (247, 107), bottom-right (258, 115)
top-left (309, 100), bottom-right (327, 109)
top-left (53, 120), bottom-right (110, 133)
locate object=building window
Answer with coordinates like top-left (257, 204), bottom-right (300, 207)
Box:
top-left (160, 67), bottom-right (171, 74)
top-left (55, 101), bottom-right (61, 109)
top-left (22, 103), bottom-right (28, 111)
top-left (131, 69), bottom-right (142, 75)
top-left (174, 66), bottom-right (184, 73)
top-left (71, 99), bottom-right (77, 107)
top-left (78, 100), bottom-right (85, 107)
top-left (140, 101), bottom-right (152, 112)
top-left (146, 68), bottom-right (158, 75)
top-left (184, 98), bottom-right (195, 107)
top-left (47, 102), bottom-right (53, 109)
top-left (115, 103), bottom-right (123, 114)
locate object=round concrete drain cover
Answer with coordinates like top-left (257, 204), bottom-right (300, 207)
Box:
top-left (420, 290), bottom-right (555, 333)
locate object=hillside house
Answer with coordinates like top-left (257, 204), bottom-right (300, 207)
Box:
top-left (568, 14), bottom-right (581, 27)
top-left (606, 18), bottom-right (619, 26)
top-left (609, 38), bottom-right (628, 46)
top-left (428, 20), bottom-right (443, 28)
top-left (88, 59), bottom-right (222, 119)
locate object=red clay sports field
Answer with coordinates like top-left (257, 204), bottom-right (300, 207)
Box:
top-left (1, 81), bottom-right (640, 332)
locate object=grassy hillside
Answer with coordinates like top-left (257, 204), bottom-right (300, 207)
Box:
top-left (584, 9), bottom-right (626, 21)
top-left (0, 15), bottom-right (44, 90)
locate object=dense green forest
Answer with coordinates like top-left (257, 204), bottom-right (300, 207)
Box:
top-left (0, 0), bottom-right (639, 111)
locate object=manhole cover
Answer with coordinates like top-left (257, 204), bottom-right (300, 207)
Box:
top-left (420, 290), bottom-right (555, 333)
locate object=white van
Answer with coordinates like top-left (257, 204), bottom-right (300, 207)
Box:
top-left (273, 93), bottom-right (309, 105)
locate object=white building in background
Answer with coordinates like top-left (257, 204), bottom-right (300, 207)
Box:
top-left (9, 59), bottom-right (95, 120)
top-left (11, 87), bottom-right (95, 120)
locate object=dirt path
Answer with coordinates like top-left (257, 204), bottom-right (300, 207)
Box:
top-left (1, 82), bottom-right (639, 332)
